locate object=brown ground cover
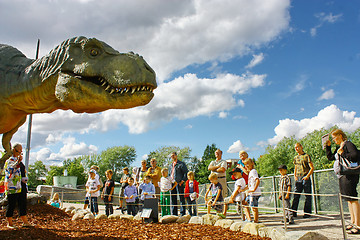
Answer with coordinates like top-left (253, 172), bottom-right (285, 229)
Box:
top-left (0, 204), bottom-right (271, 239)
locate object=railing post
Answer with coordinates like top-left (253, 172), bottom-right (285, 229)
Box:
top-left (310, 174), bottom-right (318, 214)
top-left (272, 176), bottom-right (278, 213)
top-left (338, 193), bottom-right (348, 240)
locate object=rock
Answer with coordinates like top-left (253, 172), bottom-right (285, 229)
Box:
top-left (65, 208), bottom-right (73, 214)
top-left (133, 212), bottom-right (142, 221)
top-left (159, 215), bottom-right (179, 224)
top-left (260, 227), bottom-right (285, 240)
top-left (188, 216), bottom-right (203, 225)
top-left (72, 212), bottom-right (86, 221)
top-left (214, 219), bottom-right (234, 229)
top-left (95, 214), bottom-right (108, 220)
top-left (83, 213), bottom-right (95, 220)
top-left (202, 214), bottom-right (221, 225)
top-left (176, 215), bottom-right (191, 224)
top-left (242, 222), bottom-right (266, 236)
top-left (285, 231), bottom-right (329, 240)
top-left (108, 214), bottom-right (121, 219)
top-left (120, 214), bottom-right (134, 220)
top-left (27, 193), bottom-right (48, 205)
top-left (230, 221), bottom-right (245, 231)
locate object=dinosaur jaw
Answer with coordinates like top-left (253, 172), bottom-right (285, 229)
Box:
top-left (55, 72), bottom-right (156, 113)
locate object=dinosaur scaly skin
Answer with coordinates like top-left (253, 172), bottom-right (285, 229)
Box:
top-left (0, 36), bottom-right (157, 167)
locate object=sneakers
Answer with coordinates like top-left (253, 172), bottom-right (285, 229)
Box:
top-left (7, 225), bottom-right (15, 229)
top-left (217, 213), bottom-right (226, 219)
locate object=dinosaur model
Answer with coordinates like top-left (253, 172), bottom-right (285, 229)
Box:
top-left (0, 36), bottom-right (157, 168)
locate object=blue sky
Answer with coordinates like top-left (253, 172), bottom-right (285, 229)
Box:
top-left (1, 0), bottom-right (360, 168)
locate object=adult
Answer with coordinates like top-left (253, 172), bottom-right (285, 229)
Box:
top-left (146, 158), bottom-right (162, 200)
top-left (291, 142), bottom-right (314, 218)
top-left (325, 129), bottom-right (360, 234)
top-left (208, 149), bottom-right (228, 197)
top-left (4, 143), bottom-right (31, 228)
top-left (236, 150), bottom-right (249, 184)
top-left (138, 160), bottom-right (148, 185)
top-left (169, 152), bottom-right (188, 216)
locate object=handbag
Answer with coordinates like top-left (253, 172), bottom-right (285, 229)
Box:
top-left (339, 155), bottom-right (360, 175)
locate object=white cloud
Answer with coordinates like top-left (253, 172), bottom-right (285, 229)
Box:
top-left (282, 74), bottom-right (308, 98)
top-left (0, 0), bottom-right (290, 82)
top-left (227, 140), bottom-right (249, 153)
top-left (318, 89), bottom-right (335, 100)
top-left (310, 12), bottom-right (342, 37)
top-left (267, 105), bottom-right (360, 145)
top-left (185, 125), bottom-right (193, 129)
top-left (246, 53), bottom-right (265, 69)
top-left (219, 112), bottom-right (228, 119)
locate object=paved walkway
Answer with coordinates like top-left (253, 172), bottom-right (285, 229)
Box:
top-left (62, 202), bottom-right (353, 239)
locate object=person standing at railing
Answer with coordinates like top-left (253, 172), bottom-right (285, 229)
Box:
top-left (236, 150), bottom-right (249, 184)
top-left (146, 158), bottom-right (162, 201)
top-left (291, 142), bottom-right (314, 218)
top-left (208, 149), bottom-right (228, 197)
top-left (325, 129), bottom-right (360, 234)
top-left (278, 164), bottom-right (294, 224)
top-left (169, 151), bottom-right (188, 216)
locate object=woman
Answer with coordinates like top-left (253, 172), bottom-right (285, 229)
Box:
top-left (236, 151), bottom-right (249, 184)
top-left (325, 129), bottom-right (360, 234)
top-left (4, 143), bottom-right (31, 228)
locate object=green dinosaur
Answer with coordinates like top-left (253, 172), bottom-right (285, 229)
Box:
top-left (0, 36), bottom-right (157, 168)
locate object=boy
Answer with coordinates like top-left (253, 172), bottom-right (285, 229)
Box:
top-left (243, 158), bottom-right (261, 223)
top-left (159, 168), bottom-right (177, 216)
top-left (124, 177), bottom-right (138, 216)
top-left (278, 164), bottom-right (294, 224)
top-left (139, 175), bottom-right (155, 211)
top-left (85, 170), bottom-right (101, 216)
top-left (205, 172), bottom-right (223, 215)
top-left (220, 168), bottom-right (247, 219)
top-left (184, 171), bottom-right (199, 216)
top-left (118, 167), bottom-right (131, 212)
top-left (101, 170), bottom-right (115, 216)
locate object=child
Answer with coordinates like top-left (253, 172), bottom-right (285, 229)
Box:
top-left (101, 170), bottom-right (115, 216)
top-left (220, 168), bottom-right (247, 219)
top-left (118, 167), bottom-right (131, 212)
top-left (159, 168), bottom-right (177, 216)
top-left (84, 165), bottom-right (101, 210)
top-left (278, 164), bottom-right (294, 224)
top-left (0, 180), bottom-right (5, 198)
top-left (184, 171), bottom-right (199, 216)
top-left (205, 172), bottom-right (223, 215)
top-left (243, 158), bottom-right (261, 223)
top-left (50, 193), bottom-right (61, 208)
top-left (139, 175), bottom-right (155, 211)
top-left (85, 170), bottom-right (101, 216)
top-left (124, 177), bottom-right (138, 216)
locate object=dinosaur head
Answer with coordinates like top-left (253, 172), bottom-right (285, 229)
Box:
top-left (48, 37), bottom-right (156, 113)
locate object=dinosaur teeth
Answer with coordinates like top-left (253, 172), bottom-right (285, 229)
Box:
top-left (105, 85), bottom-right (111, 91)
top-left (110, 89), bottom-right (115, 94)
top-left (102, 82), bottom-right (106, 86)
top-left (131, 88), bottom-right (136, 94)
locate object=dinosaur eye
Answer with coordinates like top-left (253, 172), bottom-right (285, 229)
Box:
top-left (90, 48), bottom-right (99, 56)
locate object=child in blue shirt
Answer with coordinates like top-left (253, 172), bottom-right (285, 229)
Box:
top-left (124, 177), bottom-right (138, 216)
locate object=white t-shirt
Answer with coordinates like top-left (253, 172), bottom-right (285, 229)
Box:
top-left (86, 177), bottom-right (101, 197)
top-left (209, 159), bottom-right (227, 178)
top-left (159, 176), bottom-right (174, 192)
top-left (234, 178), bottom-right (246, 202)
top-left (248, 169), bottom-right (261, 196)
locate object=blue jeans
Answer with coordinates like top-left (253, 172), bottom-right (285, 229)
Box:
top-left (90, 197), bottom-right (98, 214)
top-left (291, 178), bottom-right (312, 216)
top-left (171, 183), bottom-right (186, 216)
top-left (186, 197), bottom-right (197, 216)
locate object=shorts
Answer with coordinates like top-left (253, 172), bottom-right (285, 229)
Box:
top-left (209, 199), bottom-right (223, 212)
top-left (246, 195), bottom-right (260, 207)
top-left (84, 196), bottom-right (90, 205)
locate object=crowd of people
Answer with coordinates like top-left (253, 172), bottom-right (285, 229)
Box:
top-left (3, 128), bottom-right (360, 235)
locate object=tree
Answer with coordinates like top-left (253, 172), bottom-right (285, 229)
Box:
top-left (63, 157), bottom-right (87, 185)
top-left (194, 144), bottom-right (217, 184)
top-left (46, 165), bottom-right (65, 185)
top-left (28, 160), bottom-right (48, 190)
top-left (146, 146), bottom-right (191, 168)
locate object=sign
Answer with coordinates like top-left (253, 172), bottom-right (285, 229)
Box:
top-left (140, 208), bottom-right (152, 218)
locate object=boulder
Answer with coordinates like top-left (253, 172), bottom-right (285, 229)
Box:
top-left (242, 222), bottom-right (266, 236)
top-left (83, 213), bottom-right (95, 220)
top-left (202, 214), bottom-right (221, 225)
top-left (72, 212), bottom-right (86, 221)
top-left (259, 227), bottom-right (285, 239)
top-left (285, 231), bottom-right (329, 240)
top-left (108, 214), bottom-right (121, 219)
top-left (188, 216), bottom-right (203, 225)
top-left (120, 214), bottom-right (134, 220)
top-left (133, 212), bottom-right (142, 221)
top-left (214, 219), bottom-right (234, 229)
top-left (176, 214), bottom-right (191, 224)
top-left (27, 193), bottom-right (47, 205)
top-left (229, 221), bottom-right (246, 231)
top-left (159, 215), bottom-right (179, 224)
top-left (95, 214), bottom-right (108, 220)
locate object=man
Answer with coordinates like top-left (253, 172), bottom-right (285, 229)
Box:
top-left (146, 158), bottom-right (162, 200)
top-left (291, 143), bottom-right (314, 218)
top-left (169, 152), bottom-right (188, 216)
top-left (208, 149), bottom-right (228, 197)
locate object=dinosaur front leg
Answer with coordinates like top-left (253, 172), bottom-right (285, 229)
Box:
top-left (0, 116), bottom-right (27, 169)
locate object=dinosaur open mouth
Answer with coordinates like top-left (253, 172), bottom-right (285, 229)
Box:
top-left (71, 74), bottom-right (155, 95)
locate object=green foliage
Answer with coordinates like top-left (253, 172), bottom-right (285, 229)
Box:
top-left (28, 160), bottom-right (48, 190)
top-left (46, 165), bottom-right (65, 185)
top-left (194, 144), bottom-right (217, 184)
top-left (146, 146), bottom-right (191, 168)
top-left (63, 157), bottom-right (87, 185)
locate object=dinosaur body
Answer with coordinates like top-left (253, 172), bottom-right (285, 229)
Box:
top-left (0, 36), bottom-right (156, 167)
